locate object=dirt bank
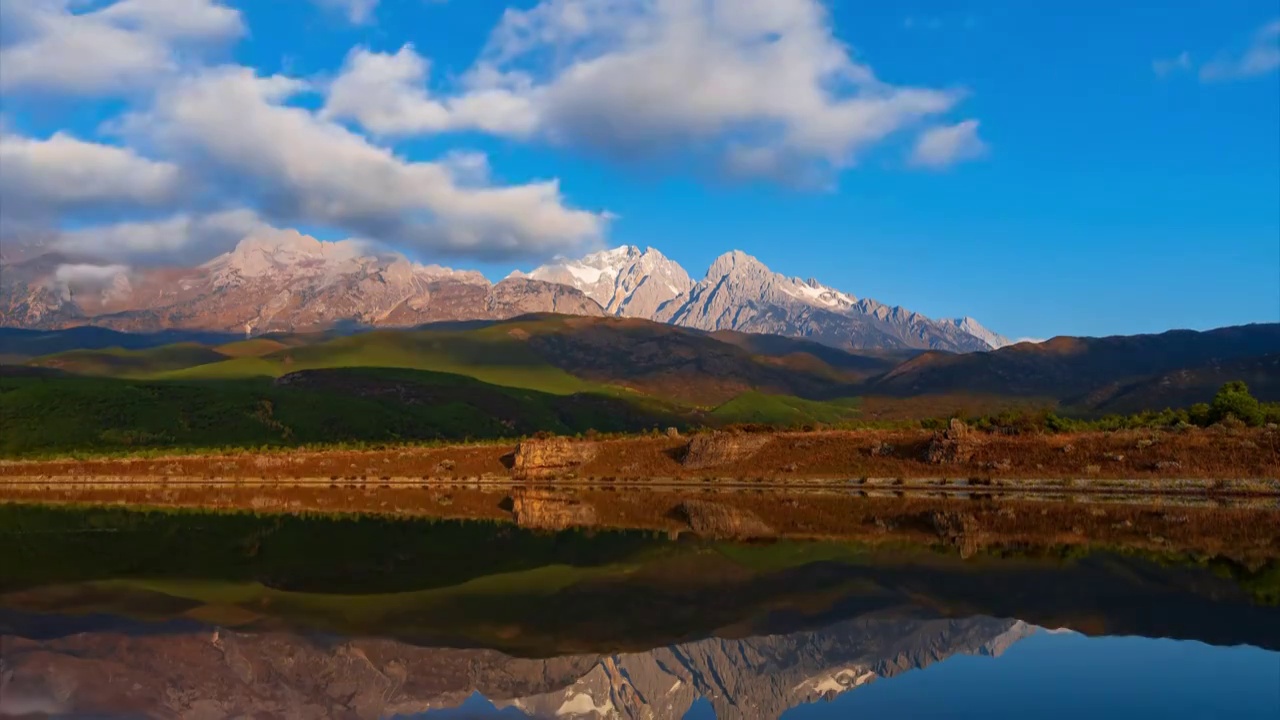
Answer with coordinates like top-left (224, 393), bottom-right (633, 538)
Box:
top-left (2, 426), bottom-right (1276, 485)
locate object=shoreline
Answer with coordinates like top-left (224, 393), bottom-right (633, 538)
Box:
top-left (3, 474), bottom-right (1280, 498)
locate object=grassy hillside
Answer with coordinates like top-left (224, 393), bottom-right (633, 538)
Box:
top-left (871, 324), bottom-right (1280, 409)
top-left (27, 343), bottom-right (229, 377)
top-left (0, 326), bottom-right (239, 358)
top-left (710, 391), bottom-right (862, 426)
top-left (20, 315), bottom-right (872, 403)
top-left (0, 368), bottom-right (678, 456)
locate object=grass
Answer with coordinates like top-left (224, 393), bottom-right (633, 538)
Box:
top-left (26, 343), bottom-right (228, 378)
top-left (150, 329), bottom-right (603, 396)
top-left (0, 367), bottom-right (678, 456)
top-left (710, 391), bottom-right (862, 426)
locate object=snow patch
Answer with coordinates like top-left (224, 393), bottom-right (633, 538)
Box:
top-left (556, 692), bottom-right (614, 716)
top-left (793, 667), bottom-right (876, 696)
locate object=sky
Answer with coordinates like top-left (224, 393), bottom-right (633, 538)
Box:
top-left (1, 0), bottom-right (1278, 340)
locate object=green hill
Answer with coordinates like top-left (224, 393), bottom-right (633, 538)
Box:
top-left (0, 367), bottom-right (678, 456)
top-left (26, 343), bottom-right (230, 378)
top-left (710, 391), bottom-right (862, 426)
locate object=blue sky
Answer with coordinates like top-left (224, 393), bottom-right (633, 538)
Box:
top-left (1, 1), bottom-right (1277, 340)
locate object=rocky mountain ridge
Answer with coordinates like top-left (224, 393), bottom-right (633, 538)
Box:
top-left (0, 234), bottom-right (1008, 351)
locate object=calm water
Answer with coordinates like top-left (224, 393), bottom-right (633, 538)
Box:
top-left (1, 505), bottom-right (1277, 719)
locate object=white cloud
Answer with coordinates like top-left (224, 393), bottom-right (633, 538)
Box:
top-left (0, 130), bottom-right (181, 219)
top-left (315, 0), bottom-right (380, 24)
top-left (125, 66), bottom-right (605, 260)
top-left (0, 0), bottom-right (243, 94)
top-left (909, 120), bottom-right (987, 168)
top-left (53, 209), bottom-right (264, 264)
top-left (321, 44), bottom-right (538, 136)
top-left (1152, 51), bottom-right (1192, 77)
top-left (53, 263), bottom-right (130, 286)
top-left (323, 0), bottom-right (965, 182)
top-left (1200, 19), bottom-right (1280, 82)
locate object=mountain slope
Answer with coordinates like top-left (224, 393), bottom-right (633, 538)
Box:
top-left (870, 324), bottom-right (1280, 409)
top-left (511, 245), bottom-right (694, 318)
top-left (28, 315), bottom-right (870, 406)
top-left (657, 251), bottom-right (997, 353)
top-left (0, 231), bottom-right (604, 334)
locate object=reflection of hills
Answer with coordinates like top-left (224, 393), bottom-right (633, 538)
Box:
top-left (0, 614), bottom-right (1030, 720)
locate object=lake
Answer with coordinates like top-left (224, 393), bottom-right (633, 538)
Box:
top-left (0, 503), bottom-right (1277, 719)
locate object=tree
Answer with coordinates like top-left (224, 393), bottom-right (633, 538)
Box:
top-left (1209, 381), bottom-right (1264, 427)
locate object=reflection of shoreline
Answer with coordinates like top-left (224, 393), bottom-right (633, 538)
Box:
top-left (0, 615), bottom-right (1034, 720)
top-left (1, 487), bottom-right (1277, 567)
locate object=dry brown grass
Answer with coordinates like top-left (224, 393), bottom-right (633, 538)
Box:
top-left (1, 426), bottom-right (1276, 483)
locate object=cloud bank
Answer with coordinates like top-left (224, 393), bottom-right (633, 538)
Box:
top-left (1, 0), bottom-right (988, 267)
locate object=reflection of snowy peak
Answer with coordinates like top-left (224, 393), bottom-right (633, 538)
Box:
top-left (498, 616), bottom-right (1034, 719)
top-left (2, 614), bottom-right (1033, 719)
top-left (513, 245), bottom-right (694, 318)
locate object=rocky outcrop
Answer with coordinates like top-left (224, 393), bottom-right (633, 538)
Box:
top-left (924, 419), bottom-right (981, 465)
top-left (680, 431), bottom-right (772, 470)
top-left (509, 489), bottom-right (597, 529)
top-left (511, 438), bottom-right (599, 478)
top-left (675, 499), bottom-right (774, 538)
top-left (485, 277), bottom-right (606, 319)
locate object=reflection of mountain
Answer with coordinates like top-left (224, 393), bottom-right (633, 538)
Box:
top-left (0, 615), bottom-right (1031, 720)
top-left (490, 616), bottom-right (1032, 720)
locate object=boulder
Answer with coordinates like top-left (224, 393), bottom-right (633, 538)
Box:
top-left (924, 419), bottom-right (980, 465)
top-left (511, 438), bottom-right (598, 478)
top-left (679, 432), bottom-right (771, 470)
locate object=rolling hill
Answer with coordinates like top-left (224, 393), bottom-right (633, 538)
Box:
top-left (868, 324), bottom-right (1280, 408)
top-left (2, 318), bottom-right (1278, 455)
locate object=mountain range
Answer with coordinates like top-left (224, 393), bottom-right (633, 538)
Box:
top-left (0, 232), bottom-right (1008, 352)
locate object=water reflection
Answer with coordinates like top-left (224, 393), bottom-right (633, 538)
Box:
top-left (1, 505), bottom-right (1277, 718)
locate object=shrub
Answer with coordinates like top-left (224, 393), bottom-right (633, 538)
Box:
top-left (1209, 381), bottom-right (1264, 427)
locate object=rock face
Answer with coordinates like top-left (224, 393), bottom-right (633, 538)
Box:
top-left (655, 251), bottom-right (1000, 352)
top-left (512, 245), bottom-right (694, 319)
top-left (0, 232), bottom-right (603, 334)
top-left (680, 431), bottom-right (772, 470)
top-left (511, 438), bottom-right (600, 478)
top-left (0, 615), bottom-right (1034, 719)
top-left (925, 418), bottom-right (981, 465)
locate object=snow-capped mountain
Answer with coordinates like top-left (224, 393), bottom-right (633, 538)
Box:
top-left (947, 316), bottom-right (1013, 350)
top-left (0, 231), bottom-right (602, 334)
top-left (655, 250), bottom-right (1001, 352)
top-left (510, 245), bottom-right (693, 318)
top-left (0, 235), bottom-right (1008, 351)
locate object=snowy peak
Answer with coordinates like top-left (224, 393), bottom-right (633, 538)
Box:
top-left (655, 250), bottom-right (1002, 352)
top-left (948, 316), bottom-right (1012, 350)
top-left (515, 244), bottom-right (693, 317)
top-left (206, 231), bottom-right (486, 287)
